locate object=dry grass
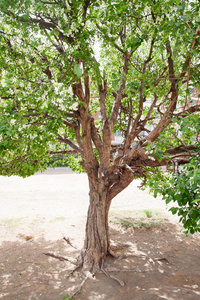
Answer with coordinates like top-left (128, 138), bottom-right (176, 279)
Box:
top-left (109, 209), bottom-right (168, 229)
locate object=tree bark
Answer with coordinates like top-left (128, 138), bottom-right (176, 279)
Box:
top-left (82, 179), bottom-right (110, 273)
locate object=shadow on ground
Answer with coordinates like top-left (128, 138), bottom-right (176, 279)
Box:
top-left (0, 222), bottom-right (200, 300)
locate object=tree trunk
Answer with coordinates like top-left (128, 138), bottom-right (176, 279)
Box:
top-left (82, 179), bottom-right (111, 273)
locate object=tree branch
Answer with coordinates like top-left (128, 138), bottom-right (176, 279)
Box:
top-left (108, 165), bottom-right (137, 202)
top-left (73, 80), bottom-right (85, 103)
top-left (108, 51), bottom-right (131, 131)
top-left (58, 61), bottom-right (73, 82)
top-left (48, 150), bottom-right (78, 155)
top-left (165, 145), bottom-right (196, 155)
top-left (91, 120), bottom-right (103, 155)
top-left (57, 133), bottom-right (83, 155)
top-left (144, 41), bottom-right (179, 143)
top-left (174, 104), bottom-right (200, 118)
top-left (124, 39), bottom-right (155, 150)
top-left (98, 70), bottom-right (108, 123)
top-left (74, 122), bottom-right (84, 149)
top-left (83, 64), bottom-right (90, 106)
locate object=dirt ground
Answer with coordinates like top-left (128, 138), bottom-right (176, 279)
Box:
top-left (0, 168), bottom-right (200, 300)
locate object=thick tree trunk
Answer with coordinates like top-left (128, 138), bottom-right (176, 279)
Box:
top-left (82, 179), bottom-right (111, 273)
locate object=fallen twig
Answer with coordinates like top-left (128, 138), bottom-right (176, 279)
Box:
top-left (63, 236), bottom-right (78, 249)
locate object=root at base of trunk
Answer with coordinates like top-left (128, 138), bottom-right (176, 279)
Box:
top-left (43, 247), bottom-right (125, 296)
top-left (42, 236), bottom-right (131, 298)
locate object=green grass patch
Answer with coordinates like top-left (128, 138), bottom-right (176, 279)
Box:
top-left (49, 216), bottom-right (66, 223)
top-left (60, 293), bottom-right (76, 300)
top-left (109, 209), bottom-right (168, 229)
top-left (0, 217), bottom-right (24, 228)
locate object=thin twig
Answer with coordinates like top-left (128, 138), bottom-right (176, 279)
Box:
top-left (63, 236), bottom-right (78, 249)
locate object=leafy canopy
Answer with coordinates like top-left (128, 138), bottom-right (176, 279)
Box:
top-left (0, 0), bottom-right (200, 232)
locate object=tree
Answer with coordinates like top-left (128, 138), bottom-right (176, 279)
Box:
top-left (0, 0), bottom-right (200, 274)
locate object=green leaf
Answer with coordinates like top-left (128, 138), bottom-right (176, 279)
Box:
top-left (74, 64), bottom-right (83, 77)
top-left (169, 207), bottom-right (179, 215)
top-left (177, 3), bottom-right (185, 12)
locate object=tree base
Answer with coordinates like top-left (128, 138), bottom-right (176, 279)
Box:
top-left (43, 237), bottom-right (126, 298)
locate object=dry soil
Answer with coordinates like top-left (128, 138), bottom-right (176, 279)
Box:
top-left (0, 168), bottom-right (200, 300)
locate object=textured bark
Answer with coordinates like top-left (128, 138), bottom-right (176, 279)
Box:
top-left (82, 180), bottom-right (110, 273)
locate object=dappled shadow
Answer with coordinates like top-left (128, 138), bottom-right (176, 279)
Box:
top-left (0, 222), bottom-right (200, 300)
top-left (0, 238), bottom-right (82, 300)
top-left (77, 222), bottom-right (200, 300)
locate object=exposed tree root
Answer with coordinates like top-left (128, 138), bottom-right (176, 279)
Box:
top-left (69, 271), bottom-right (93, 298)
top-left (101, 260), bottom-right (125, 286)
top-left (106, 267), bottom-right (138, 273)
top-left (67, 261), bottom-right (83, 277)
top-left (108, 242), bottom-right (133, 258)
top-left (115, 253), bottom-right (170, 265)
top-left (154, 257), bottom-right (170, 264)
top-left (43, 241), bottom-right (161, 293)
top-left (44, 249), bottom-right (125, 288)
top-left (105, 266), bottom-right (169, 274)
top-left (108, 248), bottom-right (120, 258)
top-left (101, 266), bottom-right (125, 286)
top-left (116, 253), bottom-right (147, 261)
top-left (43, 251), bottom-right (77, 265)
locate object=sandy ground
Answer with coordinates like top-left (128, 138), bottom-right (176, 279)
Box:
top-left (0, 168), bottom-right (200, 300)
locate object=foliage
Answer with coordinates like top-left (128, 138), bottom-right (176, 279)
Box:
top-left (143, 112), bottom-right (200, 235)
top-left (60, 293), bottom-right (75, 300)
top-left (146, 156), bottom-right (200, 235)
top-left (0, 0), bottom-right (200, 239)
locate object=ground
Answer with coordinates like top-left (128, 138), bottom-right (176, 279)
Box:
top-left (0, 168), bottom-right (200, 300)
